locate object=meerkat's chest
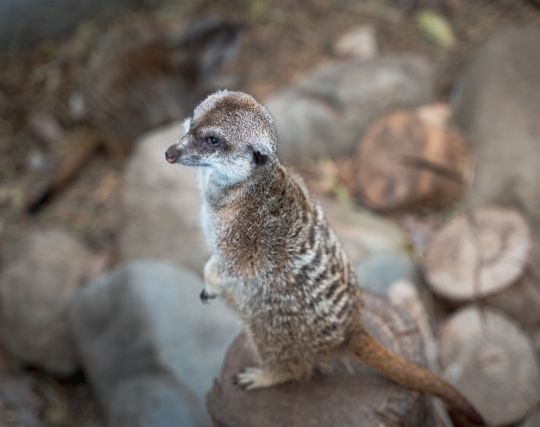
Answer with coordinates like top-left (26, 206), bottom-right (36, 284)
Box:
top-left (215, 212), bottom-right (267, 277)
top-left (199, 200), bottom-right (214, 247)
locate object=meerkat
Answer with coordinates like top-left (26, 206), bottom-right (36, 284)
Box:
top-left (165, 90), bottom-right (485, 425)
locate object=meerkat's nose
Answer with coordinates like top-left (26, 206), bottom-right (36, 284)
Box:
top-left (165, 145), bottom-right (181, 163)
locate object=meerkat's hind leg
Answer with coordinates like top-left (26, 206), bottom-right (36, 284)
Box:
top-left (234, 367), bottom-right (298, 390)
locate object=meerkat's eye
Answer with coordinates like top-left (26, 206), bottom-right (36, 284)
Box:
top-left (206, 136), bottom-right (221, 147)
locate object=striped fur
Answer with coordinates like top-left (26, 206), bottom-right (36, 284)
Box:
top-left (166, 90), bottom-right (484, 425)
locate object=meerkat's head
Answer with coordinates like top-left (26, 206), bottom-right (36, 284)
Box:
top-left (165, 90), bottom-right (277, 185)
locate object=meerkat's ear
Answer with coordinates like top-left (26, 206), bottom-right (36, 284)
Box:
top-left (251, 145), bottom-right (269, 166)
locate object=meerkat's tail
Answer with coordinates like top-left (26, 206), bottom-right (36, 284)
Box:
top-left (27, 127), bottom-right (101, 213)
top-left (350, 330), bottom-right (485, 426)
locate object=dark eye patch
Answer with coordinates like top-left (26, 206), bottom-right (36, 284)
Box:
top-left (252, 150), bottom-right (268, 165)
top-left (207, 136), bottom-right (221, 146)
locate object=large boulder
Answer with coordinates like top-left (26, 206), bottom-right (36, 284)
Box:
top-left (119, 124), bottom-right (208, 273)
top-left (266, 56), bottom-right (434, 163)
top-left (333, 25), bottom-right (378, 61)
top-left (453, 27), bottom-right (540, 226)
top-left (356, 250), bottom-right (417, 295)
top-left (70, 261), bottom-right (240, 426)
top-left (0, 375), bottom-right (42, 427)
top-left (318, 196), bottom-right (415, 294)
top-left (0, 229), bottom-right (92, 375)
top-left (108, 375), bottom-right (206, 427)
top-left (319, 196), bottom-right (408, 265)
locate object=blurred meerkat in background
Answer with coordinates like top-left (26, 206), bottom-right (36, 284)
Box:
top-left (27, 17), bottom-right (243, 213)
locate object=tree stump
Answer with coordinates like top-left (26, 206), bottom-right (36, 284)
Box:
top-left (486, 228), bottom-right (540, 329)
top-left (353, 104), bottom-right (471, 212)
top-left (424, 207), bottom-right (540, 328)
top-left (207, 291), bottom-right (434, 427)
top-left (438, 306), bottom-right (540, 426)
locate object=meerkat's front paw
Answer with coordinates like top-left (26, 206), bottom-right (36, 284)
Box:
top-left (233, 367), bottom-right (285, 390)
top-left (199, 288), bottom-right (218, 304)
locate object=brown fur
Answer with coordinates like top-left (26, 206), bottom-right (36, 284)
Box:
top-left (349, 324), bottom-right (484, 424)
top-left (166, 90), bottom-right (485, 425)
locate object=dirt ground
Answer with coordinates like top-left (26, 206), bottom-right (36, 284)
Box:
top-left (0, 0), bottom-right (539, 425)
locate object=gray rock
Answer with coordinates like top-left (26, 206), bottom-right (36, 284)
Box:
top-left (109, 375), bottom-right (206, 427)
top-left (520, 407), bottom-right (540, 427)
top-left (334, 25), bottom-right (378, 60)
top-left (266, 56), bottom-right (434, 163)
top-left (453, 27), bottom-right (540, 226)
top-left (0, 0), bottom-right (146, 53)
top-left (0, 375), bottom-right (42, 427)
top-left (319, 196), bottom-right (408, 266)
top-left (356, 250), bottom-right (417, 295)
top-left (70, 261), bottom-right (240, 427)
top-left (532, 328), bottom-right (540, 359)
top-left (317, 196), bottom-right (415, 295)
top-left (0, 229), bottom-right (90, 375)
top-left (119, 124), bottom-right (208, 273)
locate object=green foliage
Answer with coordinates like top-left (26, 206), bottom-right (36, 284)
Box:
top-left (416, 10), bottom-right (456, 48)
top-left (249, 0), bottom-right (268, 22)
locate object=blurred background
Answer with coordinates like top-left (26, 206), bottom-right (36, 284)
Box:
top-left (0, 0), bottom-right (540, 426)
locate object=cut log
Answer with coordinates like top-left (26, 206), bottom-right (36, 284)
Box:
top-left (424, 207), bottom-right (540, 328)
top-left (207, 291), bottom-right (434, 427)
top-left (425, 207), bottom-right (530, 301)
top-left (353, 104), bottom-right (471, 212)
top-left (438, 306), bottom-right (540, 426)
top-left (485, 230), bottom-right (540, 328)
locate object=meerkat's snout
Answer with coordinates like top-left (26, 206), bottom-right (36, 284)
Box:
top-left (164, 131), bottom-right (203, 166)
top-left (165, 133), bottom-right (212, 168)
top-left (165, 144), bottom-right (181, 163)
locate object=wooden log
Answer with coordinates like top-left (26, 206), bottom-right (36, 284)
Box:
top-left (438, 306), bottom-right (540, 426)
top-left (353, 104), bottom-right (471, 212)
top-left (425, 207), bottom-right (529, 300)
top-left (485, 229), bottom-right (540, 328)
top-left (424, 207), bottom-right (540, 329)
top-left (207, 291), bottom-right (435, 427)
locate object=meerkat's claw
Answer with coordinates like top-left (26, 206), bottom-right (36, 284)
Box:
top-left (234, 368), bottom-right (260, 390)
top-left (234, 367), bottom-right (284, 390)
top-left (200, 289), bottom-right (217, 304)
